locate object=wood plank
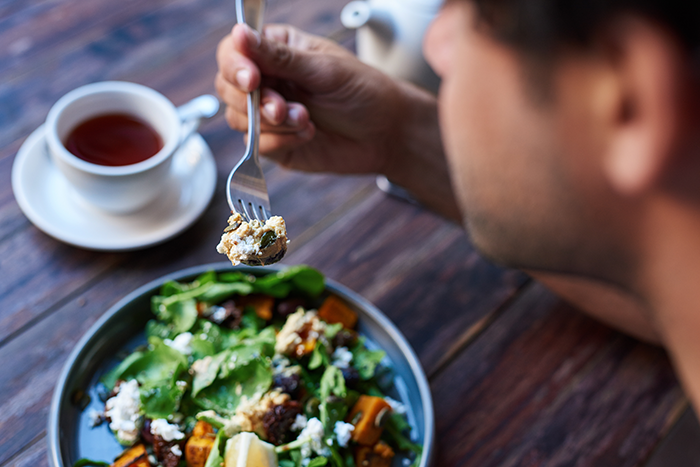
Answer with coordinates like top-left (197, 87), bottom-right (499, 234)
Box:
top-left (431, 282), bottom-right (685, 467)
top-left (644, 407), bottom-right (700, 467)
top-left (0, 0), bottom-right (351, 153)
top-left (3, 435), bottom-right (47, 467)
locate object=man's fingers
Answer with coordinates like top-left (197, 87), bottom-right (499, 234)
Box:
top-left (224, 105), bottom-right (311, 134)
top-left (259, 124), bottom-right (317, 167)
top-left (217, 33), bottom-right (261, 93)
top-left (231, 23), bottom-right (322, 84)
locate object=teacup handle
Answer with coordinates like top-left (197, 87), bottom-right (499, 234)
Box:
top-left (177, 94), bottom-right (220, 143)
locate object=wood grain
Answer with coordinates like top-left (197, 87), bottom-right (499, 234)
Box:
top-left (431, 283), bottom-right (685, 467)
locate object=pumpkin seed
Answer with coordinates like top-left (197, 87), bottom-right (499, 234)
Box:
top-left (223, 221), bottom-right (241, 232)
top-left (374, 407), bottom-right (390, 428)
top-left (260, 231), bottom-right (277, 249)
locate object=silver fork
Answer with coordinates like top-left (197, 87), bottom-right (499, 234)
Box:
top-left (227, 0), bottom-right (270, 223)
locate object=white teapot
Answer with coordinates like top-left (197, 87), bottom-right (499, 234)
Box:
top-left (341, 0), bottom-right (443, 93)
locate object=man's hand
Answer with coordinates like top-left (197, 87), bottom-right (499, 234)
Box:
top-left (216, 23), bottom-right (406, 175)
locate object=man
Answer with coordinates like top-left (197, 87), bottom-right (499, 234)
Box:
top-left (216, 0), bottom-right (700, 413)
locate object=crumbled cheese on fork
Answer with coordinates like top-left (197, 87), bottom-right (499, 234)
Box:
top-left (217, 213), bottom-right (288, 266)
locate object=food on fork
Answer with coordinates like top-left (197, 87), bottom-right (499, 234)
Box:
top-left (217, 213), bottom-right (288, 266)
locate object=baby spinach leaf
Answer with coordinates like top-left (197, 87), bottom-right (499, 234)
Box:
top-left (351, 342), bottom-right (386, 380)
top-left (197, 281), bottom-right (254, 304)
top-left (105, 338), bottom-right (187, 389)
top-left (252, 265), bottom-right (325, 298)
top-left (72, 459), bottom-right (110, 467)
top-left (194, 356), bottom-right (272, 415)
top-left (307, 458), bottom-right (328, 467)
top-left (308, 341), bottom-right (329, 371)
top-left (203, 429), bottom-right (227, 467)
top-left (190, 336), bottom-right (216, 361)
top-left (140, 379), bottom-right (187, 419)
top-left (192, 350), bottom-right (230, 397)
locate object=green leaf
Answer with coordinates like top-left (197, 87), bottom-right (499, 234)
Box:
top-left (73, 458), bottom-right (110, 467)
top-left (196, 270), bottom-right (218, 286)
top-left (319, 366), bottom-right (347, 430)
top-left (218, 271), bottom-right (254, 283)
top-left (384, 413), bottom-right (422, 455)
top-left (307, 458), bottom-right (328, 467)
top-left (279, 461), bottom-right (296, 467)
top-left (204, 429), bottom-right (227, 467)
top-left (153, 291), bottom-right (199, 333)
top-left (198, 282), bottom-right (254, 304)
top-left (145, 320), bottom-right (176, 340)
top-left (252, 266), bottom-right (325, 298)
top-left (351, 343), bottom-right (386, 380)
top-left (190, 336), bottom-right (216, 361)
top-left (194, 356), bottom-right (272, 415)
top-left (324, 323), bottom-right (343, 340)
top-left (140, 379), bottom-right (187, 419)
top-left (320, 366), bottom-right (346, 400)
top-left (105, 339), bottom-right (187, 389)
top-left (308, 342), bottom-right (329, 370)
top-left (192, 350), bottom-right (230, 397)
top-left (102, 350), bottom-right (146, 389)
top-left (241, 308), bottom-right (265, 332)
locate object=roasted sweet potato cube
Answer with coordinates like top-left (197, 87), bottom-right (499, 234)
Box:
top-left (185, 432), bottom-right (216, 467)
top-left (240, 294), bottom-right (275, 320)
top-left (354, 441), bottom-right (395, 467)
top-left (347, 395), bottom-right (392, 445)
top-left (112, 444), bottom-right (149, 467)
top-left (191, 420), bottom-right (215, 438)
top-left (318, 295), bottom-right (358, 329)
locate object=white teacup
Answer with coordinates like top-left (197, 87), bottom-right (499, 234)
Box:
top-left (45, 81), bottom-right (219, 214)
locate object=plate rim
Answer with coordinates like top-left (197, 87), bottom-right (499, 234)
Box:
top-left (11, 124), bottom-right (217, 252)
top-left (48, 262), bottom-right (435, 467)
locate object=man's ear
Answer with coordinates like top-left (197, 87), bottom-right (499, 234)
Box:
top-left (602, 17), bottom-right (689, 196)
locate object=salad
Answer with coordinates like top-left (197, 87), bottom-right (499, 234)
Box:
top-left (83, 266), bottom-right (422, 467)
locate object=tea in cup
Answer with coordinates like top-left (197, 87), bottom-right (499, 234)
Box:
top-left (45, 81), bottom-right (218, 214)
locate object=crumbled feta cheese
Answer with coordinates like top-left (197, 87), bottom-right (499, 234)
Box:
top-left (334, 421), bottom-right (355, 448)
top-left (385, 396), bottom-right (407, 415)
top-left (151, 418), bottom-right (185, 441)
top-left (87, 408), bottom-right (104, 427)
top-left (104, 379), bottom-right (142, 444)
top-left (297, 417), bottom-right (330, 458)
top-left (171, 445), bottom-right (182, 457)
top-left (164, 332), bottom-right (193, 355)
top-left (291, 414), bottom-right (308, 431)
top-left (210, 306), bottom-right (228, 323)
top-left (331, 346), bottom-right (353, 369)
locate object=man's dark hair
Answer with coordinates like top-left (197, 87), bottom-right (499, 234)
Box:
top-left (471, 0), bottom-right (700, 59)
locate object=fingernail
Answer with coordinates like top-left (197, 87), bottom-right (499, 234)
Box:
top-left (243, 24), bottom-right (261, 48)
top-left (286, 107), bottom-right (302, 125)
top-left (263, 102), bottom-right (277, 122)
top-left (236, 68), bottom-right (251, 90)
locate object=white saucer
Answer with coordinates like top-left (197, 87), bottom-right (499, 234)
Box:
top-left (12, 124), bottom-right (217, 251)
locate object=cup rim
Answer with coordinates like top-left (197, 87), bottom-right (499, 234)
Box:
top-left (45, 81), bottom-right (181, 176)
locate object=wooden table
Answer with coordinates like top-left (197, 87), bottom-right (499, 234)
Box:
top-left (1, 0), bottom-right (696, 466)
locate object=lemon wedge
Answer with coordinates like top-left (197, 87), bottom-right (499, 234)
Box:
top-left (224, 432), bottom-right (278, 467)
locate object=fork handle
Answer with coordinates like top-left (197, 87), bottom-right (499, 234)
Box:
top-left (236, 0), bottom-right (264, 163)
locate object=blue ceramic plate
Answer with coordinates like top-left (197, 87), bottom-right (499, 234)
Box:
top-left (48, 263), bottom-right (434, 467)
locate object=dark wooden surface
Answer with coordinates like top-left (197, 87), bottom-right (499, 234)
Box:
top-left (0, 0), bottom-right (693, 466)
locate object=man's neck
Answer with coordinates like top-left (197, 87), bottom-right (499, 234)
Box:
top-left (641, 195), bottom-right (700, 410)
